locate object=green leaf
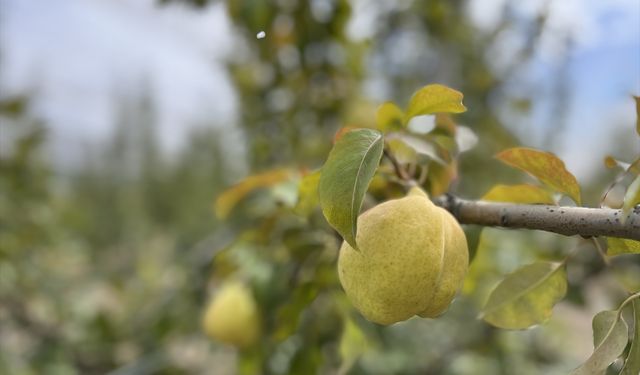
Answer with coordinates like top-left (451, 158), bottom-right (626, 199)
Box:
top-left (294, 170), bottom-right (321, 216)
top-left (273, 282), bottom-right (319, 341)
top-left (482, 262), bottom-right (567, 329)
top-left (496, 147), bottom-right (582, 205)
top-left (339, 317), bottom-right (369, 374)
top-left (319, 128), bottom-right (384, 249)
top-left (570, 310), bottom-right (629, 375)
top-left (404, 84), bottom-right (466, 123)
top-left (607, 238), bottom-right (640, 256)
top-left (482, 184), bottom-right (556, 205)
top-left (623, 175), bottom-right (640, 218)
top-left (376, 102), bottom-right (404, 132)
top-left (621, 299), bottom-right (640, 375)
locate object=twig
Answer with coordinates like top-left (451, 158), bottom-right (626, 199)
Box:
top-left (432, 195), bottom-right (640, 241)
top-left (591, 238), bottom-right (611, 266)
top-left (383, 148), bottom-right (411, 181)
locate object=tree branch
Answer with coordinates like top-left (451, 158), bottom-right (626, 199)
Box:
top-left (433, 195), bottom-right (640, 241)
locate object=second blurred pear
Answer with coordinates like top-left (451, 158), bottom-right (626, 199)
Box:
top-left (202, 281), bottom-right (261, 349)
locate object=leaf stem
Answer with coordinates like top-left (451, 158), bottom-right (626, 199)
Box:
top-left (617, 291), bottom-right (640, 315)
top-left (591, 238), bottom-right (611, 266)
top-left (383, 147), bottom-right (411, 181)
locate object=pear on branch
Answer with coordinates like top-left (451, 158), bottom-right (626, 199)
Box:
top-left (338, 187), bottom-right (469, 325)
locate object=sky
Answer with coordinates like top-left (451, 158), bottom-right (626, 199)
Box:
top-left (0, 0), bottom-right (638, 181)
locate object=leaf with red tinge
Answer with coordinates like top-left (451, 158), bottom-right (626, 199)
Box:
top-left (319, 128), bottom-right (384, 249)
top-left (404, 84), bottom-right (466, 124)
top-left (482, 184), bottom-right (556, 205)
top-left (604, 156), bottom-right (621, 169)
top-left (215, 168), bottom-right (293, 218)
top-left (334, 126), bottom-right (359, 143)
top-left (496, 147), bottom-right (582, 205)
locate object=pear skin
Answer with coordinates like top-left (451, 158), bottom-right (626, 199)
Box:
top-left (203, 281), bottom-right (261, 348)
top-left (338, 187), bottom-right (468, 325)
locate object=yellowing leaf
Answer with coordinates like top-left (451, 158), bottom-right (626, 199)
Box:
top-left (482, 262), bottom-right (567, 329)
top-left (319, 128), bottom-right (384, 249)
top-left (427, 160), bottom-right (458, 197)
top-left (621, 299), bottom-right (640, 375)
top-left (496, 147), bottom-right (582, 205)
top-left (604, 155), bottom-right (620, 169)
top-left (215, 168), bottom-right (292, 219)
top-left (482, 184), bottom-right (556, 205)
top-left (608, 238), bottom-right (640, 256)
top-left (375, 102), bottom-right (404, 132)
top-left (570, 310), bottom-right (629, 375)
top-left (404, 84), bottom-right (466, 123)
top-left (294, 170), bottom-right (321, 216)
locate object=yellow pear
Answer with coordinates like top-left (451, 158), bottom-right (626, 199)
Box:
top-left (338, 187), bottom-right (468, 325)
top-left (202, 281), bottom-right (261, 349)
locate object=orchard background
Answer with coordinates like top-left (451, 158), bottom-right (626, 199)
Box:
top-left (1, 1), bottom-right (639, 374)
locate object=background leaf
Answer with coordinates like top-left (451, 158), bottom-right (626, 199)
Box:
top-left (386, 138), bottom-right (417, 165)
top-left (404, 84), bottom-right (466, 123)
top-left (215, 168), bottom-right (293, 218)
top-left (482, 262), bottom-right (567, 329)
top-left (621, 299), bottom-right (640, 375)
top-left (455, 125), bottom-right (478, 153)
top-left (570, 310), bottom-right (629, 375)
top-left (482, 184), bottom-right (556, 204)
top-left (294, 170), bottom-right (322, 216)
top-left (607, 238), bottom-right (640, 256)
top-left (426, 160), bottom-right (458, 197)
top-left (376, 102), bottom-right (404, 132)
top-left (495, 147), bottom-right (582, 205)
top-left (338, 317), bottom-right (369, 375)
top-left (318, 128), bottom-right (384, 249)
top-left (387, 133), bottom-right (447, 165)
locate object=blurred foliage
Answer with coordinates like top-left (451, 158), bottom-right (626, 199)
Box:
top-left (2, 0), bottom-right (639, 374)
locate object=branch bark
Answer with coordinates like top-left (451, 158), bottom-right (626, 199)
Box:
top-left (433, 195), bottom-right (640, 241)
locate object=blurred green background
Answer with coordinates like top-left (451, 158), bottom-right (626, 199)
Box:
top-left (1, 0), bottom-right (639, 374)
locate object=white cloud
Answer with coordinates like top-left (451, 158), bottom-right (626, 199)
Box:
top-left (0, 0), bottom-right (242, 167)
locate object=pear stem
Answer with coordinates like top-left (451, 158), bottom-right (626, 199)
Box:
top-left (432, 195), bottom-right (640, 241)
